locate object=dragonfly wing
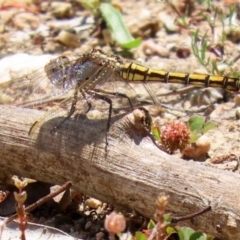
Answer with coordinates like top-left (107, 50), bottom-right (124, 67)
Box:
top-left (0, 56), bottom-right (80, 108)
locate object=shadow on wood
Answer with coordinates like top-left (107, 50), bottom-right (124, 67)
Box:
top-left (0, 105), bottom-right (240, 239)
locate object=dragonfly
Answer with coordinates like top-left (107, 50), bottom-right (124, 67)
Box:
top-left (0, 48), bottom-right (239, 140)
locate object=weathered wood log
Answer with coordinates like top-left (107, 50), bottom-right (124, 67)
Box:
top-left (0, 105), bottom-right (239, 239)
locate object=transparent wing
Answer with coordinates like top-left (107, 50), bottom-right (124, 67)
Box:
top-left (0, 55), bottom-right (80, 108)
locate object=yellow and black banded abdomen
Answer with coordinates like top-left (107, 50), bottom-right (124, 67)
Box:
top-left (120, 62), bottom-right (240, 91)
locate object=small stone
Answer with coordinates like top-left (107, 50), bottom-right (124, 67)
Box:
top-left (226, 28), bottom-right (240, 43)
top-left (85, 220), bottom-right (92, 230)
top-left (142, 39), bottom-right (170, 58)
top-left (73, 220), bottom-right (84, 232)
top-left (234, 94), bottom-right (240, 106)
top-left (56, 30), bottom-right (80, 48)
top-left (182, 135), bottom-right (211, 160)
top-left (235, 107), bottom-right (240, 119)
top-left (95, 231), bottom-right (105, 240)
top-left (176, 47), bottom-right (191, 58)
top-left (85, 198), bottom-right (102, 209)
top-left (50, 2), bottom-right (73, 18)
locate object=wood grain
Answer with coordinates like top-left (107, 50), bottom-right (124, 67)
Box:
top-left (0, 105), bottom-right (239, 239)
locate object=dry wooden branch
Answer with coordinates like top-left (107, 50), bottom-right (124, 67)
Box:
top-left (0, 105), bottom-right (240, 239)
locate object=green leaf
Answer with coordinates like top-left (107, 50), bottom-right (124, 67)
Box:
top-left (163, 213), bottom-right (172, 224)
top-left (166, 226), bottom-right (176, 235)
top-left (211, 60), bottom-right (219, 75)
top-left (147, 219), bottom-right (155, 229)
top-left (119, 38), bottom-right (142, 49)
top-left (177, 15), bottom-right (188, 28)
top-left (181, 227), bottom-right (195, 240)
top-left (176, 228), bottom-right (184, 240)
top-left (202, 122), bottom-right (217, 133)
top-left (152, 126), bottom-right (161, 141)
top-left (189, 132), bottom-right (202, 143)
top-left (191, 41), bottom-right (198, 56)
top-left (135, 231), bottom-right (147, 240)
top-left (221, 31), bottom-right (227, 45)
top-left (193, 29), bottom-right (199, 44)
top-left (167, 227), bottom-right (185, 240)
top-left (189, 232), bottom-right (207, 240)
top-left (206, 235), bottom-right (213, 240)
top-left (100, 3), bottom-right (142, 48)
top-left (200, 41), bottom-right (206, 62)
top-left (81, 0), bottom-right (100, 15)
top-left (188, 115), bottom-right (205, 133)
top-left (230, 71), bottom-right (240, 78)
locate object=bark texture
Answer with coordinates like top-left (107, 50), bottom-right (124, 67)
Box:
top-left (0, 105), bottom-right (239, 239)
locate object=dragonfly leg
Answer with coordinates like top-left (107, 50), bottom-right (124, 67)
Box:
top-left (91, 92), bottom-right (113, 146)
top-left (50, 86), bottom-right (79, 134)
top-left (93, 89), bottom-right (133, 110)
top-left (90, 89), bottom-right (136, 146)
top-left (81, 90), bottom-right (92, 114)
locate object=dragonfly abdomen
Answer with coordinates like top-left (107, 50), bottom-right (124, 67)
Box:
top-left (120, 62), bottom-right (240, 91)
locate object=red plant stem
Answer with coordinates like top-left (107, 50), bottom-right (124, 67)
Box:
top-left (4, 181), bottom-right (72, 224)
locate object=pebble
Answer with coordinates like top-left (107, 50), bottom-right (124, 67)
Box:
top-left (85, 220), bottom-right (93, 230)
top-left (85, 198), bottom-right (102, 209)
top-left (234, 94), bottom-right (240, 106)
top-left (182, 135), bottom-right (211, 160)
top-left (95, 231), bottom-right (105, 240)
top-left (56, 30), bottom-right (81, 47)
top-left (235, 107), bottom-right (240, 119)
top-left (50, 2), bottom-right (73, 18)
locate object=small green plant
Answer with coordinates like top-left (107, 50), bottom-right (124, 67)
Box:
top-left (175, 14), bottom-right (190, 29)
top-left (127, 217), bottom-right (214, 240)
top-left (191, 1), bottom-right (240, 77)
top-left (191, 29), bottom-right (212, 73)
top-left (133, 195), bottom-right (213, 240)
top-left (166, 226), bottom-right (214, 240)
top-left (105, 211), bottom-right (126, 240)
top-left (80, 0), bottom-right (142, 49)
top-left (11, 176), bottom-right (33, 240)
top-left (188, 115), bottom-right (217, 143)
top-left (80, 0), bottom-right (100, 16)
top-left (163, 0), bottom-right (239, 77)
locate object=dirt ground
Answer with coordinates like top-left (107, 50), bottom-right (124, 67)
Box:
top-left (0, 0), bottom-right (240, 239)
